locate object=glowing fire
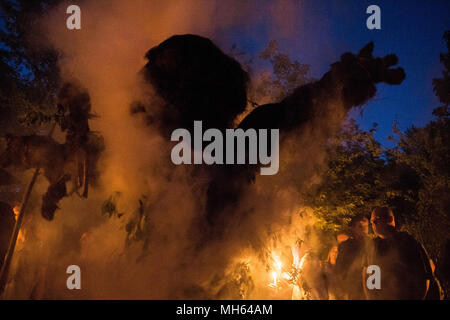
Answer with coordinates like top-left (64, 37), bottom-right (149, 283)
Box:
top-left (13, 205), bottom-right (20, 220)
top-left (268, 254), bottom-right (283, 289)
top-left (271, 271), bottom-right (278, 286)
top-left (13, 205), bottom-right (25, 243)
top-left (268, 255), bottom-right (281, 288)
top-left (266, 245), bottom-right (309, 299)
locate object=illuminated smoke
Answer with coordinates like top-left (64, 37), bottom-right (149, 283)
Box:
top-left (5, 0), bottom-right (352, 299)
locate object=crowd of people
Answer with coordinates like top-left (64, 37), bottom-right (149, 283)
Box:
top-left (322, 207), bottom-right (443, 300)
top-left (0, 201), bottom-right (446, 299)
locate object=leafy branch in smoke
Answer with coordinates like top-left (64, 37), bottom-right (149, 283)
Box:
top-left (212, 262), bottom-right (255, 299)
top-left (229, 40), bottom-right (313, 123)
top-left (124, 196), bottom-right (153, 253)
top-left (250, 40), bottom-right (313, 104)
top-left (101, 191), bottom-right (124, 218)
top-left (101, 192), bottom-right (154, 263)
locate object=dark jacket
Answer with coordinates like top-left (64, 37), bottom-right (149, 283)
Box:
top-left (366, 232), bottom-right (433, 300)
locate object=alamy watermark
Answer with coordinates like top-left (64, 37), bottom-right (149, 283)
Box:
top-left (366, 5), bottom-right (381, 30)
top-left (66, 5), bottom-right (81, 30)
top-left (170, 121), bottom-right (279, 175)
top-left (366, 264), bottom-right (381, 290)
top-left (66, 265), bottom-right (81, 290)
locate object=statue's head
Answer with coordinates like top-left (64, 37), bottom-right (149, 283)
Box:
top-left (141, 34), bottom-right (249, 134)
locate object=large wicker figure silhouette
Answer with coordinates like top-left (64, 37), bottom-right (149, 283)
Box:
top-left (141, 34), bottom-right (405, 230)
top-left (0, 35), bottom-right (405, 225)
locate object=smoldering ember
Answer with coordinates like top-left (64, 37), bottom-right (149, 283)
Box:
top-left (0, 0), bottom-right (449, 303)
top-left (170, 121), bottom-right (279, 175)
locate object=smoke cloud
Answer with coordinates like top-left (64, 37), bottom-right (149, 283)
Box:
top-left (4, 0), bottom-right (351, 299)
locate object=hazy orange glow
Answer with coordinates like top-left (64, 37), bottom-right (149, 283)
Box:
top-left (12, 206), bottom-right (25, 243)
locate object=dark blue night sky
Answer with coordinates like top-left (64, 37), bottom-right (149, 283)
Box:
top-left (2, 1), bottom-right (448, 147)
top-left (217, 0), bottom-right (450, 146)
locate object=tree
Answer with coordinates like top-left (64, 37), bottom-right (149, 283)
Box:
top-left (391, 31), bottom-right (450, 270)
top-left (393, 111), bottom-right (450, 264)
top-left (433, 31), bottom-right (450, 107)
top-left (302, 120), bottom-right (389, 233)
top-left (229, 40), bottom-right (313, 127)
top-left (0, 0), bottom-right (62, 129)
top-left (249, 40), bottom-right (313, 105)
top-left (303, 30), bottom-right (450, 297)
